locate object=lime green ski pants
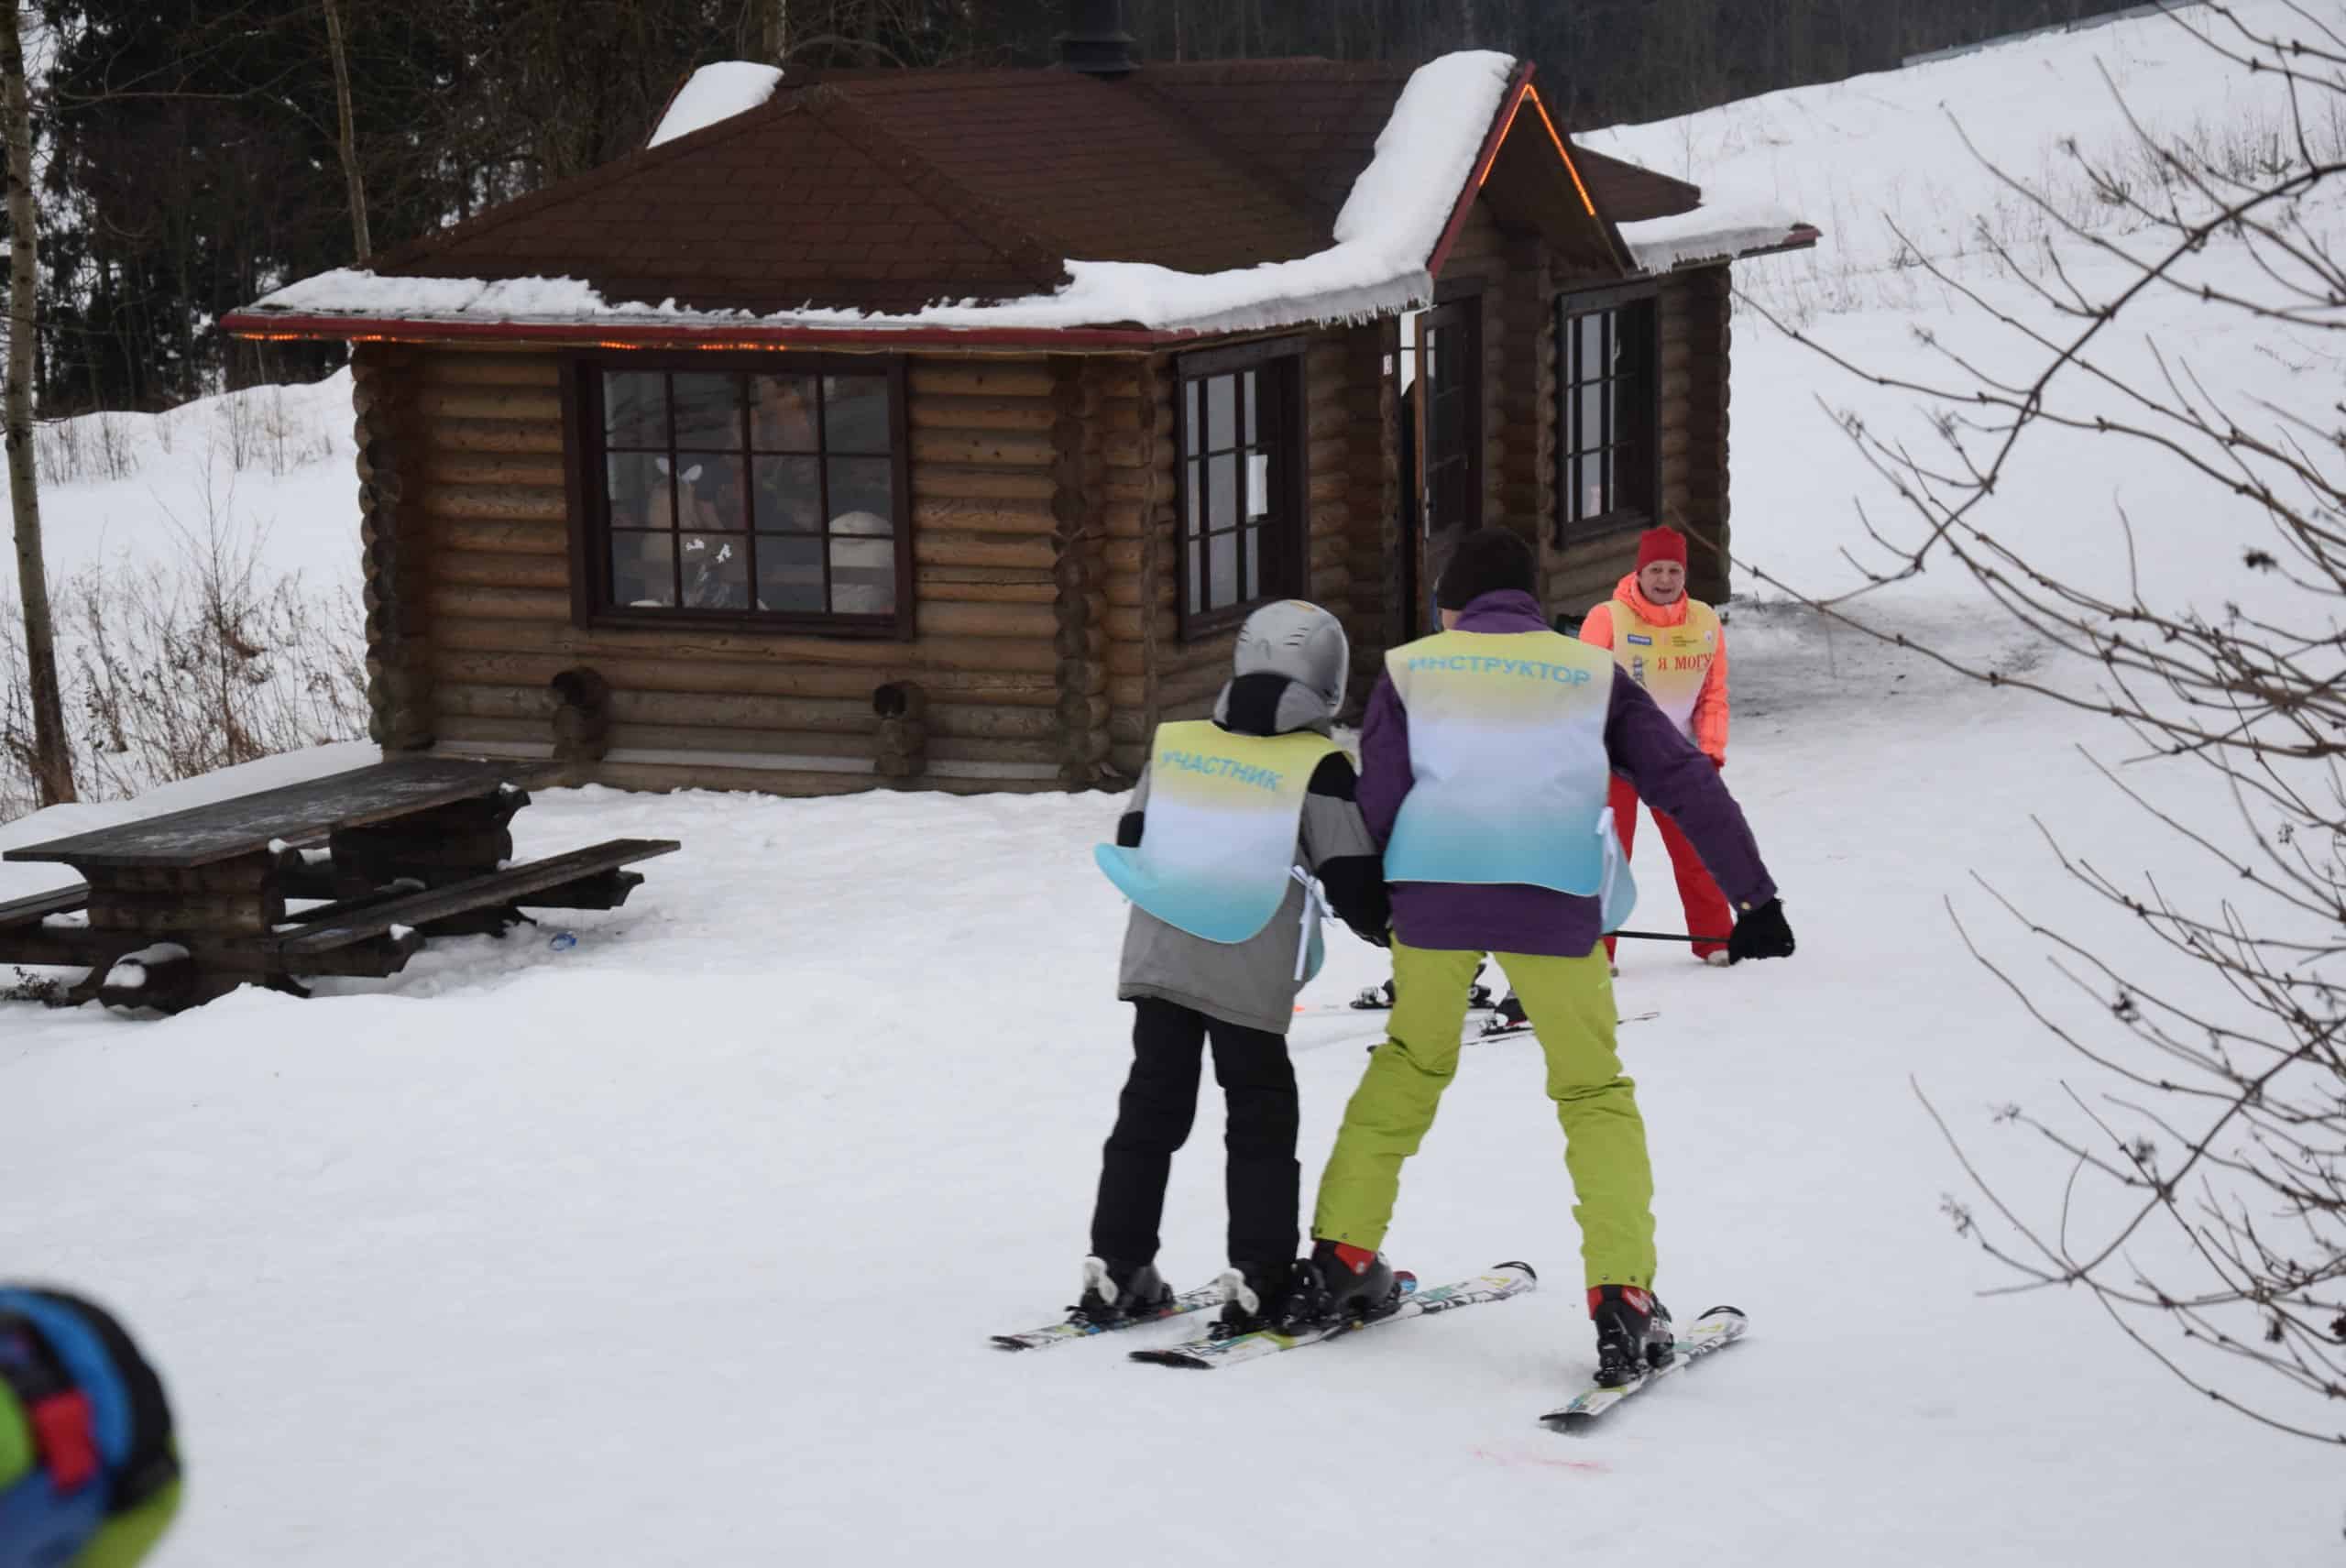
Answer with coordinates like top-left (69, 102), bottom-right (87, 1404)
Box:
top-left (1310, 939), bottom-right (1659, 1289)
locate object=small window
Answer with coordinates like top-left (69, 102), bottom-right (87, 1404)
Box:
top-left (576, 357), bottom-right (910, 632)
top-left (1554, 297), bottom-right (1657, 541)
top-left (1177, 344), bottom-right (1305, 635)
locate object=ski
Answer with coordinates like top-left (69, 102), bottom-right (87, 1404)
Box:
top-left (1539, 1304), bottom-right (1748, 1430)
top-left (1130, 1262), bottom-right (1536, 1369)
top-left (1310, 986), bottom-right (1496, 1018)
top-left (991, 1284), bottom-right (1227, 1351)
top-left (1480, 1008), bottom-right (1660, 1041)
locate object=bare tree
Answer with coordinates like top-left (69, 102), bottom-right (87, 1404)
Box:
top-left (321, 0), bottom-right (369, 263)
top-left (3, 0), bottom-right (72, 805)
top-left (1741, 3), bottom-right (2346, 1442)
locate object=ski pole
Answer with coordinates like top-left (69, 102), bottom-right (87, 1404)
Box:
top-left (1610, 928), bottom-right (1732, 945)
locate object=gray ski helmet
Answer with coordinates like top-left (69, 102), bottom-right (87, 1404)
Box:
top-left (1233, 599), bottom-right (1350, 712)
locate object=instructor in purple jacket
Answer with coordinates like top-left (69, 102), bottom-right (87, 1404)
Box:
top-left (1276, 527), bottom-right (1795, 1387)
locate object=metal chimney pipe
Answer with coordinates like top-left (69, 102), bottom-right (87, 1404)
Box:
top-left (1057, 0), bottom-right (1135, 77)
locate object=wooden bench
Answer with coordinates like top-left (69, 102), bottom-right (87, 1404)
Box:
top-left (265, 839), bottom-right (679, 958)
top-left (0, 883), bottom-right (90, 930)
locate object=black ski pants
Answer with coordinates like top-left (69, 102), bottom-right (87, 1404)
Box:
top-left (1090, 997), bottom-right (1300, 1268)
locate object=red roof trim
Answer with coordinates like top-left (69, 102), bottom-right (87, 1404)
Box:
top-left (1425, 62), bottom-right (1535, 280)
top-left (217, 308), bottom-right (1197, 352)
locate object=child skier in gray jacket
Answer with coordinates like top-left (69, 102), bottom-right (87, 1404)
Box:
top-left (1080, 599), bottom-right (1389, 1337)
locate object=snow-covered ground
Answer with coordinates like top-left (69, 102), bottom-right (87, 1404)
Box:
top-left (1, 371), bottom-right (361, 600)
top-left (7, 5), bottom-right (2346, 1563)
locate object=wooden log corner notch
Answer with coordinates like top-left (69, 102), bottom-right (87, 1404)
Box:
top-left (873, 681), bottom-right (928, 783)
top-left (549, 666), bottom-right (612, 762)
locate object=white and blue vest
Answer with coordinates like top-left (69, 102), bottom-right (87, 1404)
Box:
top-left (1095, 721), bottom-right (1343, 964)
top-left (1382, 629), bottom-right (1637, 930)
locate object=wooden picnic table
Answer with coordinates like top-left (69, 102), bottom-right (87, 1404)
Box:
top-left (0, 754), bottom-right (678, 1012)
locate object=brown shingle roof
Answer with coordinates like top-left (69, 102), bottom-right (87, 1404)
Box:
top-left (368, 84), bottom-right (1067, 314)
top-left (325, 58), bottom-right (1726, 323)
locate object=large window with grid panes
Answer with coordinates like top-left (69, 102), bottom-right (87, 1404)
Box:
top-left (570, 356), bottom-right (911, 634)
top-left (1554, 291), bottom-right (1659, 541)
top-left (1175, 341), bottom-right (1306, 637)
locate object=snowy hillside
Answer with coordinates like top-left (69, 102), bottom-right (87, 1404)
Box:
top-left (0, 371), bottom-right (360, 598)
top-left (7, 5), bottom-right (2346, 1564)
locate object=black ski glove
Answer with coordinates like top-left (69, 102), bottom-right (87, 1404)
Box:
top-left (1727, 898), bottom-right (1794, 964)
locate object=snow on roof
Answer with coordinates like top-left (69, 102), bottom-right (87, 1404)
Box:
top-left (647, 62), bottom-right (784, 148)
top-left (1617, 200), bottom-right (1811, 273)
top-left (244, 51), bottom-right (1519, 339)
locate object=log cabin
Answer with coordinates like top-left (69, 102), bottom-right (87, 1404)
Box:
top-left (223, 5), bottom-right (1816, 797)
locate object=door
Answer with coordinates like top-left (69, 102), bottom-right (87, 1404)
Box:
top-left (1409, 296), bottom-right (1483, 636)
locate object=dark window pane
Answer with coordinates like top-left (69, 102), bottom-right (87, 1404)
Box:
top-left (1187, 536), bottom-right (1202, 612)
top-left (1244, 525), bottom-right (1260, 599)
top-left (1435, 387), bottom-right (1463, 455)
top-left (610, 532), bottom-right (675, 607)
top-left (673, 373), bottom-right (742, 451)
top-left (824, 374), bottom-right (892, 455)
top-left (829, 529), bottom-right (896, 615)
top-left (1208, 453), bottom-right (1238, 532)
top-left (1618, 441), bottom-right (1648, 512)
top-left (1563, 455), bottom-right (1583, 521)
top-left (680, 530), bottom-right (751, 609)
top-left (1206, 375), bottom-right (1236, 451)
top-left (1185, 379), bottom-right (1200, 452)
top-left (754, 455), bottom-right (822, 532)
top-left (826, 455), bottom-right (893, 532)
top-left (603, 371), bottom-right (667, 448)
top-left (1185, 460), bottom-right (1202, 537)
top-left (1210, 529), bottom-right (1238, 609)
top-left (1424, 334), bottom-right (1440, 386)
top-left (672, 454), bottom-right (746, 532)
top-left (606, 453), bottom-right (670, 532)
top-left (750, 375), bottom-right (820, 451)
top-left (756, 533), bottom-right (825, 612)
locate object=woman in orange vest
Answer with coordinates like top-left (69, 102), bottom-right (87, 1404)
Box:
top-left (1579, 525), bottom-right (1737, 966)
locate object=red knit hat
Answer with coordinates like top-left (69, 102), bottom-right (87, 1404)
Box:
top-left (1636, 526), bottom-right (1687, 572)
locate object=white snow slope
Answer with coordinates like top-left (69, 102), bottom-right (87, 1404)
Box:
top-left (8, 5), bottom-right (2346, 1563)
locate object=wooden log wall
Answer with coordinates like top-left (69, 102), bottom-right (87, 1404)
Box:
top-left (1676, 265), bottom-right (1734, 605)
top-left (1101, 329), bottom-right (1359, 779)
top-left (1101, 356), bottom-right (1174, 781)
top-left (404, 347), bottom-right (1075, 795)
top-left (1049, 356), bottom-right (1116, 786)
top-left (352, 343), bottom-right (433, 751)
top-left (1540, 265), bottom-right (1737, 623)
top-left (1339, 318), bottom-right (1398, 710)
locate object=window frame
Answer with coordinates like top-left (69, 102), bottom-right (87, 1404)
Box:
top-left (561, 351), bottom-right (915, 639)
top-left (1551, 280), bottom-right (1661, 547)
top-left (1172, 336), bottom-right (1310, 642)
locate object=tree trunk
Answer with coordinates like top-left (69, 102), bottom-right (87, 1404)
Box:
top-left (2, 0), bottom-right (73, 806)
top-left (762, 0), bottom-right (788, 62)
top-left (322, 0), bottom-right (370, 263)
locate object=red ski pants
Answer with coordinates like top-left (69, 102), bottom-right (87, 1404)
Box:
top-left (1604, 776), bottom-right (1736, 961)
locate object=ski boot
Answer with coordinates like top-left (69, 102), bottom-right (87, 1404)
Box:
top-left (1354, 965), bottom-right (1493, 1014)
top-left (1278, 1239), bottom-right (1401, 1330)
top-left (1589, 1284), bottom-right (1675, 1387)
top-left (1209, 1259), bottom-right (1298, 1341)
top-left (1480, 993), bottom-right (1530, 1038)
top-left (1073, 1255), bottom-right (1172, 1326)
